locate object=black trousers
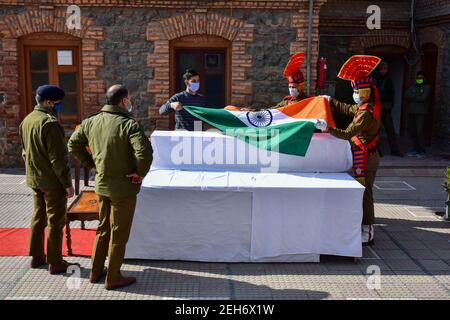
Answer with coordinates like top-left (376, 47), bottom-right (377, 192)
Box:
top-left (408, 113), bottom-right (426, 153)
top-left (381, 108), bottom-right (400, 153)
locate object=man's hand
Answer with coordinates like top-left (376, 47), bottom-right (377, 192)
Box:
top-left (170, 102), bottom-right (183, 111)
top-left (66, 186), bottom-right (75, 198)
top-left (126, 173), bottom-right (143, 184)
top-left (315, 119), bottom-right (328, 132)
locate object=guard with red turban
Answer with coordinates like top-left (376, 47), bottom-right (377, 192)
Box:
top-left (317, 55), bottom-right (382, 245)
top-left (271, 52), bottom-right (309, 108)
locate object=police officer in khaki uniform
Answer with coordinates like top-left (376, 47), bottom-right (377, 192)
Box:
top-left (318, 55), bottom-right (382, 246)
top-left (19, 85), bottom-right (79, 274)
top-left (68, 85), bottom-right (152, 290)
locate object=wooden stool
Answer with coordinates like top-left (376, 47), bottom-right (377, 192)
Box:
top-left (66, 191), bottom-right (99, 256)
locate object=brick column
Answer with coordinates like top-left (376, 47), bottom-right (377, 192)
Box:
top-left (290, 1), bottom-right (326, 95)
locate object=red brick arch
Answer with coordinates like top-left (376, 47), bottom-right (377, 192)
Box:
top-left (418, 26), bottom-right (446, 145)
top-left (0, 8), bottom-right (105, 128)
top-left (349, 31), bottom-right (410, 53)
top-left (146, 10), bottom-right (255, 129)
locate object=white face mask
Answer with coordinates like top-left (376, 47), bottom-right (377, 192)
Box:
top-left (289, 87), bottom-right (299, 97)
top-left (353, 93), bottom-right (361, 104)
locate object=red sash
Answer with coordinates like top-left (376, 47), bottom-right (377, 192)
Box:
top-left (351, 104), bottom-right (379, 185)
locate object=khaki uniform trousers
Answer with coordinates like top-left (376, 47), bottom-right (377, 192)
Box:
top-left (91, 195), bottom-right (136, 282)
top-left (29, 188), bottom-right (67, 264)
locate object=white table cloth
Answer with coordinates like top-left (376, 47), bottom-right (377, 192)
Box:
top-left (125, 170), bottom-right (365, 262)
top-left (125, 130), bottom-right (364, 262)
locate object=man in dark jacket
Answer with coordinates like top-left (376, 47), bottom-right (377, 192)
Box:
top-left (159, 69), bottom-right (206, 131)
top-left (375, 62), bottom-right (403, 157)
top-left (405, 71), bottom-right (432, 158)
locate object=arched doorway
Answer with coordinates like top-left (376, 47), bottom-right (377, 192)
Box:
top-left (169, 35), bottom-right (231, 129)
top-left (366, 45), bottom-right (408, 136)
top-left (18, 32), bottom-right (83, 125)
top-left (420, 43), bottom-right (438, 145)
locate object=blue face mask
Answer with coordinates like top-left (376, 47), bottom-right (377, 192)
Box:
top-left (53, 102), bottom-right (63, 113)
top-left (352, 93), bottom-right (361, 104)
top-left (189, 82), bottom-right (200, 92)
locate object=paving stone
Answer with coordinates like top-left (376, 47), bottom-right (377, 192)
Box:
top-left (1, 173), bottom-right (450, 299)
top-left (384, 259), bottom-right (423, 271)
top-left (374, 249), bottom-right (411, 260)
top-left (403, 282), bottom-right (450, 299)
top-left (418, 259), bottom-right (450, 272)
top-left (405, 249), bottom-right (440, 259)
top-left (375, 283), bottom-right (416, 299)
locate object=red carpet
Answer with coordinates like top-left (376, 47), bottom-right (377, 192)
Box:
top-left (0, 228), bottom-right (96, 257)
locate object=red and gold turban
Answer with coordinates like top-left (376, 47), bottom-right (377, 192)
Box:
top-left (283, 52), bottom-right (305, 85)
top-left (338, 55), bottom-right (381, 91)
top-left (338, 55), bottom-right (382, 118)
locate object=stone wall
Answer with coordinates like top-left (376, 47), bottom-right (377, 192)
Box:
top-left (0, 1), bottom-right (324, 167)
top-left (416, 0), bottom-right (450, 20)
top-left (0, 0), bottom-right (448, 167)
top-left (83, 7), bottom-right (157, 133)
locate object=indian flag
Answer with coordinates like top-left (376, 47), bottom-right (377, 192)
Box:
top-left (184, 96), bottom-right (334, 157)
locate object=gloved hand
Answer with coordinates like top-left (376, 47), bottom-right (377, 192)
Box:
top-left (319, 95), bottom-right (332, 102)
top-left (315, 119), bottom-right (328, 132)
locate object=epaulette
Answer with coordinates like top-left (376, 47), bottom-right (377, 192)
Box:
top-left (44, 112), bottom-right (58, 123)
top-left (358, 102), bottom-right (375, 115)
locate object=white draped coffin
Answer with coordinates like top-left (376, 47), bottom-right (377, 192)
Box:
top-left (149, 130), bottom-right (353, 173)
top-left (125, 131), bottom-right (365, 262)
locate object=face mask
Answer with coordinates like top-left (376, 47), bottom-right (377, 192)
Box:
top-left (416, 79), bottom-right (424, 85)
top-left (189, 82), bottom-right (200, 92)
top-left (289, 87), bottom-right (299, 97)
top-left (52, 102), bottom-right (63, 113)
top-left (353, 93), bottom-right (361, 104)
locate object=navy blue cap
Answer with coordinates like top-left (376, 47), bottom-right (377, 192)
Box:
top-left (36, 85), bottom-right (65, 101)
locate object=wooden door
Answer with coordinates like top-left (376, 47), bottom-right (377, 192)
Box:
top-left (20, 34), bottom-right (83, 125)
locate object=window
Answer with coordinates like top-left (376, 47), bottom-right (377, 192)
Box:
top-left (20, 33), bottom-right (83, 124)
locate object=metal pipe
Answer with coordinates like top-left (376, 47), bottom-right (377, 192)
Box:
top-left (306, 0), bottom-right (314, 95)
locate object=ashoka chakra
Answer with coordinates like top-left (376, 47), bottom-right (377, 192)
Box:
top-left (246, 110), bottom-right (273, 127)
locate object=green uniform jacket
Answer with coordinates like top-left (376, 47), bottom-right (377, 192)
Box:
top-left (328, 99), bottom-right (381, 171)
top-left (19, 106), bottom-right (72, 190)
top-left (68, 105), bottom-right (153, 198)
top-left (405, 84), bottom-right (431, 114)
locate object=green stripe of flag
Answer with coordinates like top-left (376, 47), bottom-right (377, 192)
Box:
top-left (184, 105), bottom-right (316, 156)
top-left (184, 105), bottom-right (247, 128)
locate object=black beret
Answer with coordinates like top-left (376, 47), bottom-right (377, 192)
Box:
top-left (36, 85), bottom-right (65, 101)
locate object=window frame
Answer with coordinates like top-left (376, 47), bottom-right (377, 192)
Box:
top-left (19, 34), bottom-right (83, 124)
